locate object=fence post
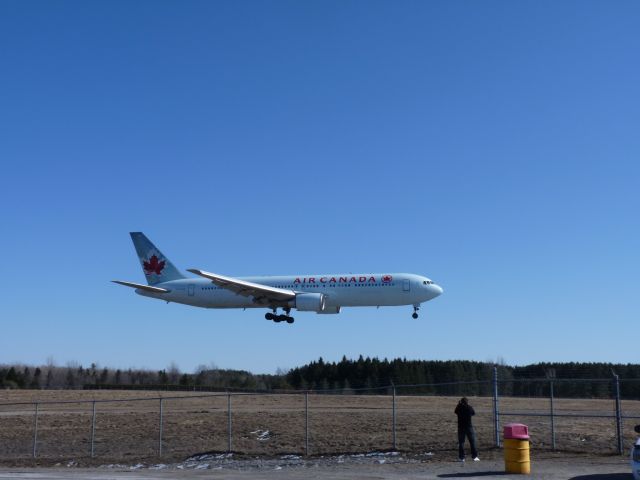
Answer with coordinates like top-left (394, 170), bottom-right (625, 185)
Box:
top-left (32, 403), bottom-right (39, 458)
top-left (493, 366), bottom-right (500, 447)
top-left (305, 392), bottom-right (309, 456)
top-left (392, 386), bottom-right (397, 450)
top-left (90, 401), bottom-right (97, 458)
top-left (227, 393), bottom-right (232, 453)
top-left (549, 380), bottom-right (556, 451)
top-left (614, 374), bottom-right (623, 455)
top-left (158, 398), bottom-right (164, 457)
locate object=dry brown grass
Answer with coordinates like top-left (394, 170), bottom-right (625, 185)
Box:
top-left (0, 390), bottom-right (637, 462)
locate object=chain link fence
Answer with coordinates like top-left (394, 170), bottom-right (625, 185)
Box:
top-left (1, 369), bottom-right (638, 461)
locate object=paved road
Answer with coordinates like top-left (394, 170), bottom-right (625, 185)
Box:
top-left (0, 457), bottom-right (633, 479)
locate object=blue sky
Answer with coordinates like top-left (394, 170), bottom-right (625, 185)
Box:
top-left (1, 1), bottom-right (638, 374)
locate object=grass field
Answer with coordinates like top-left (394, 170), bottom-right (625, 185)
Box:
top-left (0, 390), bottom-right (638, 463)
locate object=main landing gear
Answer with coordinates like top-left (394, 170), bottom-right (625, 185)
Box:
top-left (265, 308), bottom-right (294, 324)
top-left (412, 305), bottom-right (420, 319)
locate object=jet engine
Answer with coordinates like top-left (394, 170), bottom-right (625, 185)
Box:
top-left (318, 306), bottom-right (341, 314)
top-left (292, 293), bottom-right (326, 312)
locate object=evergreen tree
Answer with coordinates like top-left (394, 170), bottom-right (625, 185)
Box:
top-left (65, 369), bottom-right (76, 389)
top-left (6, 367), bottom-right (21, 388)
top-left (30, 368), bottom-right (41, 389)
top-left (23, 367), bottom-right (32, 387)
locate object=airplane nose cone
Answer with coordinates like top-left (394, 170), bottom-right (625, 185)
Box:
top-left (432, 284), bottom-right (443, 297)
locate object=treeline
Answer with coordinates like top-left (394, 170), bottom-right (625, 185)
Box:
top-left (0, 362), bottom-right (288, 391)
top-left (285, 357), bottom-right (640, 398)
top-left (2, 358), bottom-right (639, 399)
top-left (286, 356), bottom-right (501, 393)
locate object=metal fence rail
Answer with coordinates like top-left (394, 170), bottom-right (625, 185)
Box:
top-left (1, 369), bottom-right (638, 460)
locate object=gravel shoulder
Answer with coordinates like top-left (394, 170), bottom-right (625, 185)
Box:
top-left (0, 452), bottom-right (632, 480)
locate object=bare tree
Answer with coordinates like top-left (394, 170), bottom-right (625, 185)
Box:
top-left (167, 362), bottom-right (181, 384)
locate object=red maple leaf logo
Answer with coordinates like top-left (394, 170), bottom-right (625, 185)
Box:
top-left (143, 255), bottom-right (165, 275)
top-left (382, 275), bottom-right (392, 283)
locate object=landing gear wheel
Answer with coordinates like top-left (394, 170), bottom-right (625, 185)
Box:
top-left (265, 312), bottom-right (275, 320)
top-left (412, 312), bottom-right (418, 319)
top-left (286, 317), bottom-right (294, 324)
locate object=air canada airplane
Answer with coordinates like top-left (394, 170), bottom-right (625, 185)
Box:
top-left (113, 232), bottom-right (443, 324)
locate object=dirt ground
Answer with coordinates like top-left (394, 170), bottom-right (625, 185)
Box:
top-left (0, 390), bottom-right (638, 464)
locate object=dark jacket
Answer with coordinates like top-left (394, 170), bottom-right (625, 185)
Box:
top-left (455, 402), bottom-right (475, 430)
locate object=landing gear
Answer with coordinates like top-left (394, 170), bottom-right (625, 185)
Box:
top-left (412, 305), bottom-right (420, 319)
top-left (265, 309), bottom-right (294, 324)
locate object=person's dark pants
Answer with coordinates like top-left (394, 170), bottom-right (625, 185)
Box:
top-left (458, 426), bottom-right (478, 459)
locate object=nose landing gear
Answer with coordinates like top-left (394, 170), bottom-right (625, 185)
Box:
top-left (412, 305), bottom-right (420, 319)
top-left (265, 309), bottom-right (295, 324)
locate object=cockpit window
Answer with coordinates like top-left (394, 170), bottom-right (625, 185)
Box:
top-left (423, 280), bottom-right (434, 285)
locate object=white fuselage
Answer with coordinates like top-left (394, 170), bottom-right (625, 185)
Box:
top-left (136, 273), bottom-right (442, 312)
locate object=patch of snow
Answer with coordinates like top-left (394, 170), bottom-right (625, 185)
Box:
top-left (190, 454), bottom-right (213, 461)
top-left (195, 463), bottom-right (210, 470)
top-left (129, 463), bottom-right (145, 470)
top-left (102, 464), bottom-right (127, 469)
top-left (150, 464), bottom-right (167, 470)
top-left (367, 451), bottom-right (400, 457)
top-left (250, 429), bottom-right (272, 441)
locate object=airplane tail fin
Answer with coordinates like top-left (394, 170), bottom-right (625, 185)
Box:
top-left (130, 232), bottom-right (185, 285)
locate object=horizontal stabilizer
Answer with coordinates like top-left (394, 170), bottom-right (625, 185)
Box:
top-left (112, 280), bottom-right (170, 293)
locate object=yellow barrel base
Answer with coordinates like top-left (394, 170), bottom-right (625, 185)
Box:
top-left (505, 460), bottom-right (531, 474)
top-left (504, 438), bottom-right (530, 474)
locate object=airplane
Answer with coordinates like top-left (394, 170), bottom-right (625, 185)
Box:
top-left (113, 232), bottom-right (443, 324)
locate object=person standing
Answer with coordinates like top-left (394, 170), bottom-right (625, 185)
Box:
top-left (455, 397), bottom-right (479, 462)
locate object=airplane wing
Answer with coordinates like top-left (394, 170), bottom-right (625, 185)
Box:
top-left (187, 269), bottom-right (295, 303)
top-left (112, 280), bottom-right (170, 293)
